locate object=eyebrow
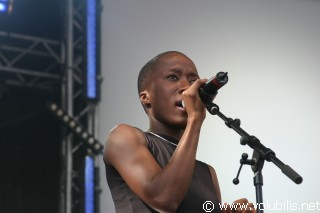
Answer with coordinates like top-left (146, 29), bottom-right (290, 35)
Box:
top-left (169, 68), bottom-right (199, 77)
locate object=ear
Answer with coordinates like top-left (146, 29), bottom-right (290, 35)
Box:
top-left (139, 90), bottom-right (151, 109)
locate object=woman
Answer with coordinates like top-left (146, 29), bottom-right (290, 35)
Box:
top-left (104, 51), bottom-right (255, 213)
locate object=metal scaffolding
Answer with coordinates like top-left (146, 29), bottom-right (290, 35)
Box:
top-left (0, 30), bottom-right (62, 91)
top-left (62, 0), bottom-right (101, 212)
top-left (0, 0), bottom-right (101, 212)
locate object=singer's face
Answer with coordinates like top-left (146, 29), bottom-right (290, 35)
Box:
top-left (146, 52), bottom-right (199, 129)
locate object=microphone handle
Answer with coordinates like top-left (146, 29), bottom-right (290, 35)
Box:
top-left (199, 72), bottom-right (228, 104)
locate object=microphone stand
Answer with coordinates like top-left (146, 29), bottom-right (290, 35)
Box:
top-left (205, 102), bottom-right (303, 213)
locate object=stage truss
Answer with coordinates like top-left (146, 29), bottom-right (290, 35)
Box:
top-left (0, 0), bottom-right (102, 213)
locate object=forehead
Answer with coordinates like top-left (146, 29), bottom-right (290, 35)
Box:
top-left (153, 52), bottom-right (198, 75)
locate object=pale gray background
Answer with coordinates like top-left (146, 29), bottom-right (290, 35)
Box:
top-left (98, 0), bottom-right (320, 212)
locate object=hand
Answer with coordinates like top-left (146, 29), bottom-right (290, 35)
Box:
top-left (182, 78), bottom-right (207, 122)
top-left (221, 198), bottom-right (256, 213)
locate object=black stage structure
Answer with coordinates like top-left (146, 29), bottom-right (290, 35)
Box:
top-left (0, 0), bottom-right (102, 213)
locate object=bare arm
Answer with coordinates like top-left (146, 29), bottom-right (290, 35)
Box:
top-left (104, 79), bottom-right (206, 213)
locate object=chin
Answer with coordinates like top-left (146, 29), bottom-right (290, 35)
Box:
top-left (172, 119), bottom-right (187, 130)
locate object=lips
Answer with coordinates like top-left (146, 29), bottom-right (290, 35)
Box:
top-left (176, 100), bottom-right (185, 110)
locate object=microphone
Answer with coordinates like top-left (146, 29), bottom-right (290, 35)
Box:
top-left (199, 72), bottom-right (228, 104)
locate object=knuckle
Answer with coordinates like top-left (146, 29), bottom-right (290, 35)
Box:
top-left (241, 198), bottom-right (249, 203)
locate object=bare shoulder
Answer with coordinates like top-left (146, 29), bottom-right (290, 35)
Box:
top-left (207, 164), bottom-right (217, 176)
top-left (103, 124), bottom-right (147, 163)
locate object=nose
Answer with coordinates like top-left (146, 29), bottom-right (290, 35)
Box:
top-left (178, 78), bottom-right (192, 93)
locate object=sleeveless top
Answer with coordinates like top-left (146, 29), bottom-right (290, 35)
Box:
top-left (105, 131), bottom-right (221, 213)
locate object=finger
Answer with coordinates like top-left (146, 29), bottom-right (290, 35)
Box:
top-left (232, 198), bottom-right (247, 210)
top-left (243, 206), bottom-right (256, 213)
top-left (232, 198), bottom-right (251, 213)
top-left (182, 79), bottom-right (204, 96)
top-left (182, 78), bottom-right (207, 102)
top-left (234, 198), bottom-right (248, 204)
top-left (240, 202), bottom-right (255, 213)
top-left (246, 203), bottom-right (256, 213)
top-left (188, 78), bottom-right (207, 91)
top-left (221, 203), bottom-right (232, 213)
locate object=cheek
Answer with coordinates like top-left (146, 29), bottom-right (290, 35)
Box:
top-left (150, 86), bottom-right (173, 110)
top-left (152, 89), bottom-right (169, 107)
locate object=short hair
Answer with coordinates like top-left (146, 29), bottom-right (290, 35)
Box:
top-left (137, 51), bottom-right (186, 94)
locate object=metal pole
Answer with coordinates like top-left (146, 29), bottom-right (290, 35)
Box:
top-left (94, 105), bottom-right (101, 213)
top-left (65, 0), bottom-right (74, 212)
top-left (59, 35), bottom-right (66, 213)
top-left (91, 104), bottom-right (101, 213)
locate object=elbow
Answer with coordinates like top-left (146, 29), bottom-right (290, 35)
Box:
top-left (151, 200), bottom-right (180, 213)
top-left (162, 200), bottom-right (180, 213)
top-left (145, 193), bottom-right (181, 213)
top-left (142, 180), bottom-right (184, 212)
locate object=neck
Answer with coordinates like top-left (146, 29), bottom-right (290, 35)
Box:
top-left (148, 121), bottom-right (185, 141)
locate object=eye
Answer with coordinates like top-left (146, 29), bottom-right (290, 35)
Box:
top-left (167, 75), bottom-right (178, 81)
top-left (190, 79), bottom-right (197, 84)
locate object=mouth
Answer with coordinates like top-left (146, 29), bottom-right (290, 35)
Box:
top-left (176, 100), bottom-right (185, 110)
